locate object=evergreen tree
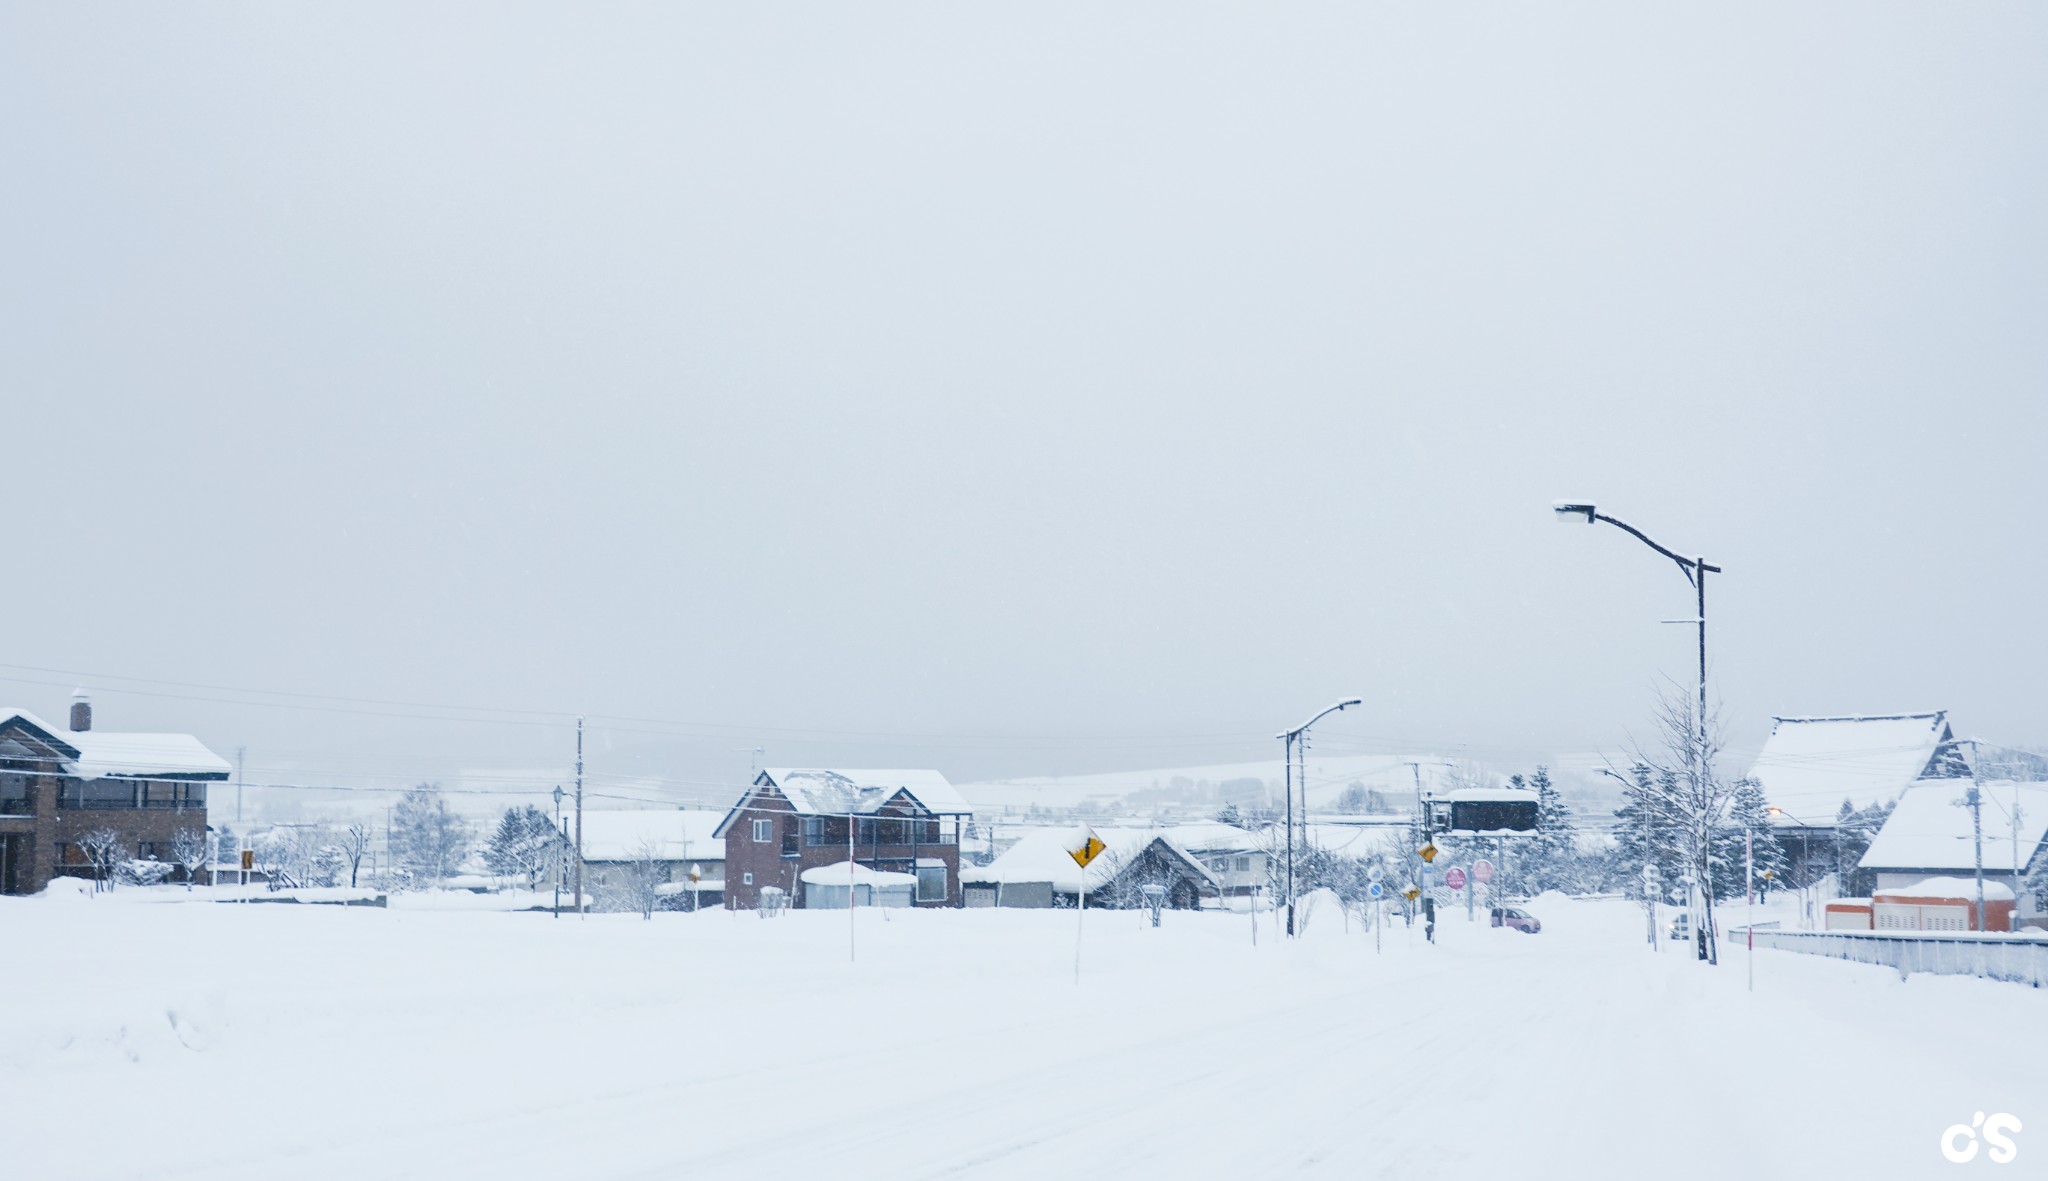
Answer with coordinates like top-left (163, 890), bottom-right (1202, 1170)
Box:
top-left (1526, 766), bottom-right (1580, 893)
top-left (1612, 764), bottom-right (1685, 903)
top-left (1833, 798), bottom-right (1895, 896)
top-left (485, 805), bottom-right (558, 884)
top-left (1722, 779), bottom-right (1791, 899)
top-left (1214, 801), bottom-right (1244, 828)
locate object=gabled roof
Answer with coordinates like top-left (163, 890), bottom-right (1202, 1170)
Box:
top-left (962, 827), bottom-right (1220, 893)
top-left (0, 709), bottom-right (82, 761)
top-left (1859, 779), bottom-right (2048, 874)
top-left (563, 809), bottom-right (725, 863)
top-left (1745, 712), bottom-right (1969, 810)
top-left (0, 708), bottom-right (229, 779)
top-left (713, 768), bottom-right (969, 838)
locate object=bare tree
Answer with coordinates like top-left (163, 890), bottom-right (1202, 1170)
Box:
top-left (1630, 683), bottom-right (1734, 965)
top-left (337, 823), bottom-right (373, 888)
top-left (170, 827), bottom-right (209, 890)
top-left (78, 827), bottom-right (127, 893)
top-left (618, 838), bottom-right (669, 919)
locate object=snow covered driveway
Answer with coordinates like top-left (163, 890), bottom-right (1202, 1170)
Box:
top-left (4, 893), bottom-right (2039, 1179)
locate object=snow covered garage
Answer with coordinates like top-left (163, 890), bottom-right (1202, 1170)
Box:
top-left (800, 860), bottom-right (917, 909)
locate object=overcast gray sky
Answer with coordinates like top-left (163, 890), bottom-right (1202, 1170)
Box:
top-left (3, 4), bottom-right (2044, 806)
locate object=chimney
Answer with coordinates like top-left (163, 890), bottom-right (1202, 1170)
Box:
top-left (69, 689), bottom-right (92, 732)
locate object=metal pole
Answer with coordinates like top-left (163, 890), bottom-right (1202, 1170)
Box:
top-left (1075, 848), bottom-right (1087, 984)
top-left (1746, 828), bottom-right (1754, 992)
top-left (574, 717), bottom-right (585, 918)
top-left (1284, 733), bottom-right (1295, 937)
top-left (1697, 557), bottom-right (1717, 965)
top-left (849, 810), bottom-right (856, 962)
top-left (1968, 783), bottom-right (1985, 930)
top-left (235, 746), bottom-right (245, 825)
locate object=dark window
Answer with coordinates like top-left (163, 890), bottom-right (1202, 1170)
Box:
top-left (66, 780), bottom-right (138, 809)
top-left (0, 773), bottom-right (28, 813)
top-left (804, 817), bottom-right (826, 846)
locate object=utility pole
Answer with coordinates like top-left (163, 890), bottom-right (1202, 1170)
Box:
top-left (552, 785), bottom-right (564, 919)
top-left (575, 716), bottom-right (585, 918)
top-left (235, 746), bottom-right (246, 825)
top-left (1966, 783), bottom-right (1985, 931)
top-left (1283, 732), bottom-right (1296, 936)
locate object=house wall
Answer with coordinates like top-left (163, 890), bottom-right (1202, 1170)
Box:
top-left (722, 785), bottom-right (962, 909)
top-left (0, 723), bottom-right (214, 895)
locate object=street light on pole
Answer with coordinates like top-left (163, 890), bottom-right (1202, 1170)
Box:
top-left (1278, 696), bottom-right (1363, 937)
top-left (1554, 500), bottom-right (1725, 964)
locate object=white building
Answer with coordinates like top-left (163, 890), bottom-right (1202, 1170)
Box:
top-left (1858, 779), bottom-right (2048, 929)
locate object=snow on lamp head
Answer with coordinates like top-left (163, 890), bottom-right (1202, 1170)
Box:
top-left (1552, 501), bottom-right (1597, 524)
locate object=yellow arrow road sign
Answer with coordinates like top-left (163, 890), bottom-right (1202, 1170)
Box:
top-left (1068, 830), bottom-right (1106, 868)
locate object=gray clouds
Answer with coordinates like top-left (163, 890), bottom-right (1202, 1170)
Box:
top-left (2, 3), bottom-right (2044, 792)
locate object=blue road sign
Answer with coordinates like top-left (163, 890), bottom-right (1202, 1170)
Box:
top-left (1368, 882), bottom-right (1384, 899)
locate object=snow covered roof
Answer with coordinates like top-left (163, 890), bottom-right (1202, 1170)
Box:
top-left (1745, 713), bottom-right (1970, 810)
top-left (765, 768), bottom-right (970, 815)
top-left (1436, 786), bottom-right (1540, 805)
top-left (798, 860), bottom-right (918, 887)
top-left (961, 827), bottom-right (1219, 893)
top-left (713, 769), bottom-right (969, 837)
top-left (566, 810), bottom-right (725, 863)
top-left (1858, 780), bottom-right (2048, 874)
top-left (1875, 876), bottom-right (2016, 902)
top-left (0, 708), bottom-right (231, 780)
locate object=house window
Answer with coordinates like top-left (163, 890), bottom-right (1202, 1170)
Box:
top-left (742, 872), bottom-right (754, 886)
top-left (0, 773), bottom-right (28, 813)
top-left (68, 780), bottom-right (138, 809)
top-left (804, 817), bottom-right (826, 846)
top-left (1234, 855), bottom-right (1250, 872)
top-left (917, 865), bottom-right (947, 902)
top-left (752, 819), bottom-right (773, 843)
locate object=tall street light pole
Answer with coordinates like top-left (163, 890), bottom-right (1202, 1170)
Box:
top-left (1554, 501), bottom-right (1723, 963)
top-left (1279, 697), bottom-right (1363, 937)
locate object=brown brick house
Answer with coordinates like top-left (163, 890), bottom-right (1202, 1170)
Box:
top-left (0, 695), bottom-right (231, 894)
top-left (715, 769), bottom-right (972, 909)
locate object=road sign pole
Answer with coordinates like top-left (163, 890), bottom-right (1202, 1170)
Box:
top-left (1075, 869), bottom-right (1086, 984)
top-left (1466, 866), bottom-right (1475, 922)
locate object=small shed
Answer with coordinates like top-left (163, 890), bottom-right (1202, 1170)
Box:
top-left (1823, 899), bottom-right (1874, 931)
top-left (799, 860), bottom-right (917, 909)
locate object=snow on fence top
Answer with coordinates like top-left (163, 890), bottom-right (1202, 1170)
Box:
top-left (1745, 712), bottom-right (1968, 809)
top-left (1859, 780), bottom-right (2048, 873)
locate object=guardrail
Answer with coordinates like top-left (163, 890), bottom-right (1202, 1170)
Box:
top-left (1741, 928), bottom-right (2048, 988)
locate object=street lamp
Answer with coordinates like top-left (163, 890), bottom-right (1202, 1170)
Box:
top-left (1553, 500), bottom-right (1724, 964)
top-left (1278, 696), bottom-right (1363, 937)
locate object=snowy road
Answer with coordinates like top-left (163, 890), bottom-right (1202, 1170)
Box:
top-left (4, 892), bottom-right (2040, 1179)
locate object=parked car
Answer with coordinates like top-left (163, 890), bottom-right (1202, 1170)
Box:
top-left (1491, 906), bottom-right (1541, 933)
top-left (1669, 911), bottom-right (1691, 941)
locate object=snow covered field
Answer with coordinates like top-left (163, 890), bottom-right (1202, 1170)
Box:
top-left (5, 891), bottom-right (2040, 1180)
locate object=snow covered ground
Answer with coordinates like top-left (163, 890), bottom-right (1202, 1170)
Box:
top-left (4, 889), bottom-right (2040, 1179)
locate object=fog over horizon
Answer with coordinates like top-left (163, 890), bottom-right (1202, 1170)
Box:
top-left (4, 5), bottom-right (2045, 816)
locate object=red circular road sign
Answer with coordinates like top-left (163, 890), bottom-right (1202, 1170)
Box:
top-left (1472, 859), bottom-right (1494, 884)
top-left (1445, 867), bottom-right (1467, 890)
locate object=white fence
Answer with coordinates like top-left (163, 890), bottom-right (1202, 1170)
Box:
top-left (1742, 928), bottom-right (2048, 988)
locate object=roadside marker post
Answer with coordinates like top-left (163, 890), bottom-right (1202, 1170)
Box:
top-left (1068, 827), bottom-right (1105, 984)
